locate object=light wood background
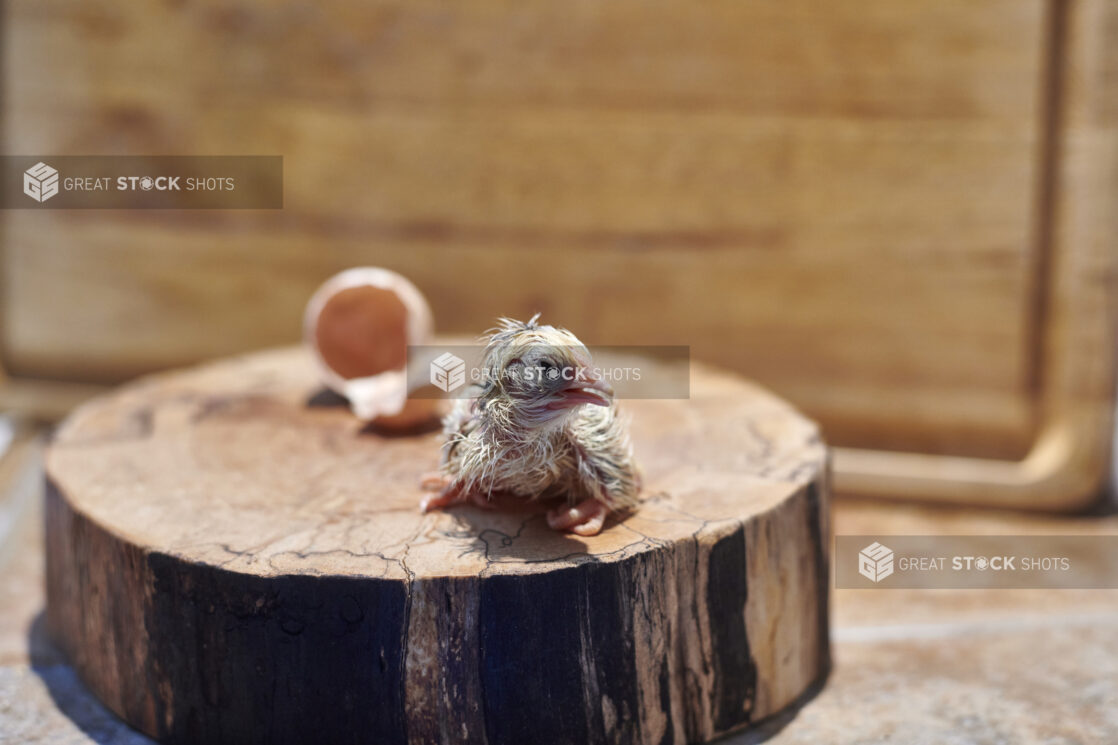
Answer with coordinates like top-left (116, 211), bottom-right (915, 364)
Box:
top-left (2, 0), bottom-right (1115, 506)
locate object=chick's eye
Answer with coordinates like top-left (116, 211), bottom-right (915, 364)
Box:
top-left (539, 357), bottom-right (567, 384)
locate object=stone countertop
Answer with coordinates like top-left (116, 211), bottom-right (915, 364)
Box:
top-left (2, 430), bottom-right (1116, 745)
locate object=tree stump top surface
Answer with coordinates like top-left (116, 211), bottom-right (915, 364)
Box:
top-left (46, 347), bottom-right (826, 580)
top-left (45, 347), bottom-right (831, 743)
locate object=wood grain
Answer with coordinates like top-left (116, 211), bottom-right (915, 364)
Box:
top-left (2, 1), bottom-right (1044, 459)
top-left (834, 0), bottom-right (1118, 509)
top-left (3, 0), bottom-right (1115, 507)
top-left (44, 348), bottom-right (830, 744)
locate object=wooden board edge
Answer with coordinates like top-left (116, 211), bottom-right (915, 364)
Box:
top-left (833, 409), bottom-right (1111, 510)
top-left (835, 0), bottom-right (1118, 510)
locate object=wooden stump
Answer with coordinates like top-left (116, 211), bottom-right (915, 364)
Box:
top-left (44, 348), bottom-right (830, 745)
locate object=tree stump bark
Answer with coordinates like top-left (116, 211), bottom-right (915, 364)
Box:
top-left (44, 347), bottom-right (830, 745)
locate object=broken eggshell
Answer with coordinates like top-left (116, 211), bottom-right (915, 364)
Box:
top-left (303, 267), bottom-right (434, 422)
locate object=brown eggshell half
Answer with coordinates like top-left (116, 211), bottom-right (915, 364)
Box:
top-left (303, 267), bottom-right (436, 421)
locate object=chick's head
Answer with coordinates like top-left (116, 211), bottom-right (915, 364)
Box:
top-left (479, 315), bottom-right (613, 428)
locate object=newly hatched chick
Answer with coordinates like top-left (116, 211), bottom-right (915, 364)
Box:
top-left (421, 315), bottom-right (640, 536)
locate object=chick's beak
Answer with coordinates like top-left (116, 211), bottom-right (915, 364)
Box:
top-left (547, 371), bottom-right (613, 410)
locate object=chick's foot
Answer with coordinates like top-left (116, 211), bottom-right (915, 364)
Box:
top-left (420, 474), bottom-right (498, 513)
top-left (546, 498), bottom-right (607, 536)
top-left (419, 473), bottom-right (464, 513)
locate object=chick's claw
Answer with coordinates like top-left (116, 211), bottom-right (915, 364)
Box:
top-left (546, 498), bottom-right (608, 537)
top-left (420, 474), bottom-right (499, 513)
top-left (419, 475), bottom-right (464, 513)
top-left (420, 490), bottom-right (461, 514)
